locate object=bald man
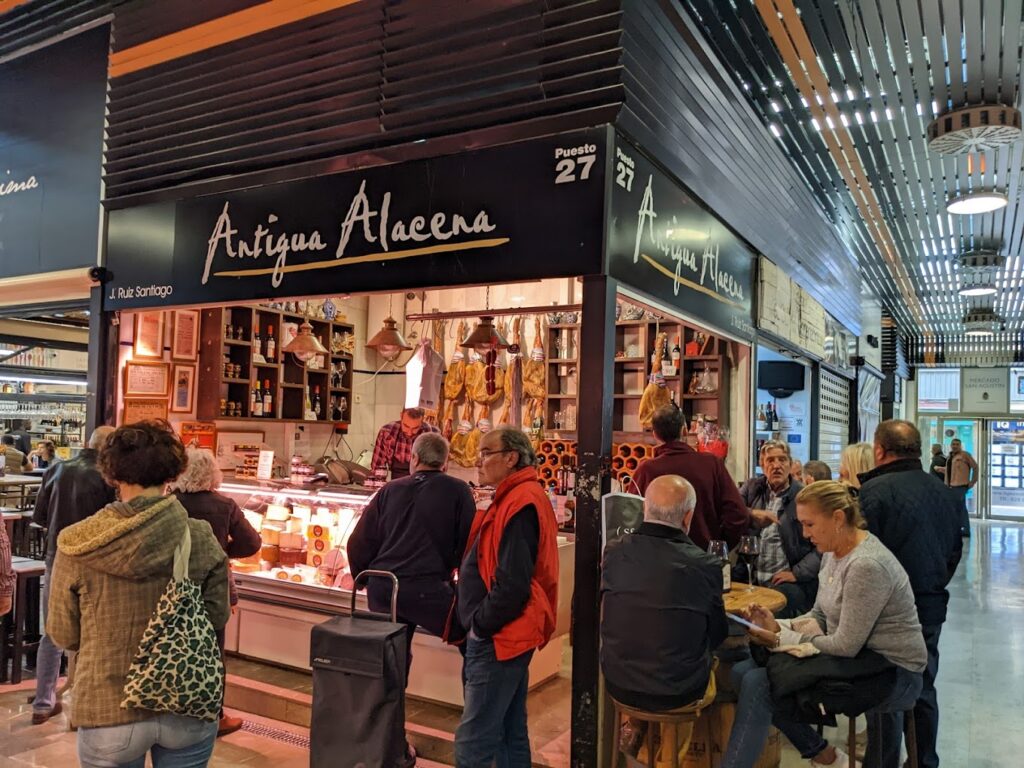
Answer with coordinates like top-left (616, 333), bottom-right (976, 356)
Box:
top-left (601, 475), bottom-right (729, 718)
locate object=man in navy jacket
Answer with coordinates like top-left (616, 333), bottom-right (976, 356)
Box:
top-left (858, 420), bottom-right (962, 768)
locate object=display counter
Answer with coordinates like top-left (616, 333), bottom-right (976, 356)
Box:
top-left (219, 479), bottom-right (575, 707)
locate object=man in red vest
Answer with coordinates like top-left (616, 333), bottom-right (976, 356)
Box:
top-left (455, 426), bottom-right (559, 766)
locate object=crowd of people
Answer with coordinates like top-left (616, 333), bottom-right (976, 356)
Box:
top-left (601, 407), bottom-right (963, 768)
top-left (0, 407), bottom-right (968, 768)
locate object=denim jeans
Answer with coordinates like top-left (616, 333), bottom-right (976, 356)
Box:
top-left (722, 657), bottom-right (923, 768)
top-left (454, 636), bottom-right (533, 768)
top-left (78, 714), bottom-right (217, 768)
top-left (34, 558), bottom-right (64, 714)
top-left (913, 624), bottom-right (942, 768)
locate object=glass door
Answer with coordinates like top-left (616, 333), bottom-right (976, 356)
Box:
top-left (988, 420), bottom-right (1024, 520)
top-left (938, 418), bottom-right (983, 518)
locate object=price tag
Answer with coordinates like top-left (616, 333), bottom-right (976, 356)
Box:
top-left (257, 450), bottom-right (275, 480)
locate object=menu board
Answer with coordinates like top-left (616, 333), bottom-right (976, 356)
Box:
top-left (122, 398), bottom-right (168, 424)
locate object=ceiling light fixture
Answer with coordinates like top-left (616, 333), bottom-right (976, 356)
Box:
top-left (963, 308), bottom-right (1002, 337)
top-left (366, 317), bottom-right (412, 361)
top-left (282, 315), bottom-right (329, 362)
top-left (928, 104), bottom-right (1023, 154)
top-left (947, 190), bottom-right (1008, 215)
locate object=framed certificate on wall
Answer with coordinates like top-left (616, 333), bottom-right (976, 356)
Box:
top-left (133, 312), bottom-right (165, 360)
top-left (124, 360), bottom-right (170, 398)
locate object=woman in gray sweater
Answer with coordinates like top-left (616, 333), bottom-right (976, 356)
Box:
top-left (722, 481), bottom-right (926, 768)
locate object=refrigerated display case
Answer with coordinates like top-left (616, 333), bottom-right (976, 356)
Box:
top-left (216, 479), bottom-right (574, 707)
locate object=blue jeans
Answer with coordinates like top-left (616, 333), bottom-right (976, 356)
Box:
top-left (34, 558), bottom-right (64, 714)
top-left (78, 714), bottom-right (217, 768)
top-left (454, 636), bottom-right (533, 768)
top-left (722, 657), bottom-right (923, 768)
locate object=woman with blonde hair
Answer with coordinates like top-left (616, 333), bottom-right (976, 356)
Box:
top-left (839, 442), bottom-right (874, 489)
top-left (721, 481), bottom-right (926, 768)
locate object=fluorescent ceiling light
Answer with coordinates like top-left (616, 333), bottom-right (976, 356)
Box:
top-left (964, 328), bottom-right (995, 337)
top-left (0, 374), bottom-right (86, 387)
top-left (947, 190), bottom-right (1008, 215)
top-left (958, 284), bottom-right (997, 297)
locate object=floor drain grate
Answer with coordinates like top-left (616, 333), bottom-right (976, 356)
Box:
top-left (241, 720), bottom-right (310, 749)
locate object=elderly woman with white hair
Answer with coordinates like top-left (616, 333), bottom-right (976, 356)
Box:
top-left (168, 445), bottom-right (261, 737)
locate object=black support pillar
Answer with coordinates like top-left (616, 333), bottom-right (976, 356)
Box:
top-left (571, 274), bottom-right (616, 767)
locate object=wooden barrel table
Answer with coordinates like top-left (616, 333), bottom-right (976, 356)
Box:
top-left (681, 584), bottom-right (787, 768)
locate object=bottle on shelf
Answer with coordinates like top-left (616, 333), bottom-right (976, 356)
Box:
top-left (765, 402), bottom-right (775, 431)
top-left (671, 334), bottom-right (681, 373)
top-left (254, 328), bottom-right (263, 359)
top-left (224, 321), bottom-right (232, 339)
top-left (756, 403), bottom-right (766, 431)
top-left (262, 379), bottom-right (273, 417)
top-left (252, 381), bottom-right (263, 417)
top-left (304, 386), bottom-right (315, 420)
top-left (313, 385), bottom-right (322, 418)
top-left (265, 325), bottom-right (276, 361)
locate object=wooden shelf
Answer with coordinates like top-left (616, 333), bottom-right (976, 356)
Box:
top-left (223, 377), bottom-right (252, 385)
top-left (254, 362), bottom-right (281, 369)
top-left (683, 355), bottom-right (721, 362)
top-left (614, 394), bottom-right (644, 399)
top-left (223, 338), bottom-right (251, 346)
top-left (614, 357), bottom-right (646, 363)
top-left (331, 387), bottom-right (351, 393)
top-left (682, 393), bottom-right (721, 400)
top-left (616, 320), bottom-right (649, 327)
top-left (280, 382), bottom-right (303, 389)
top-left (548, 358), bottom-right (577, 364)
top-left (547, 323), bottom-right (580, 329)
top-left (331, 353), bottom-right (353, 359)
top-left (546, 393), bottom-right (577, 399)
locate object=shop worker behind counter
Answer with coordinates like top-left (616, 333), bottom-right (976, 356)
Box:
top-left (857, 420), bottom-right (963, 768)
top-left (370, 407), bottom-right (440, 483)
top-left (601, 475), bottom-right (728, 715)
top-left (455, 426), bottom-right (559, 768)
top-left (31, 426), bottom-right (116, 726)
top-left (629, 405), bottom-right (769, 550)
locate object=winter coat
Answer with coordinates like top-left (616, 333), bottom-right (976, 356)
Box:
top-left (47, 494), bottom-right (229, 727)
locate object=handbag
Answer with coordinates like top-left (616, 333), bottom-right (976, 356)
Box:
top-left (121, 523), bottom-right (224, 721)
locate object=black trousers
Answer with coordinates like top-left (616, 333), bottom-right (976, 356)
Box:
top-left (913, 623), bottom-right (942, 768)
top-left (366, 576), bottom-right (457, 678)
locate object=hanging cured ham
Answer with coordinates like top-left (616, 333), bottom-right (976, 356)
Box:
top-left (500, 318), bottom-right (524, 427)
top-left (639, 332), bottom-right (672, 429)
top-left (449, 400), bottom-right (476, 467)
top-left (441, 321), bottom-right (468, 438)
top-left (522, 316), bottom-right (546, 425)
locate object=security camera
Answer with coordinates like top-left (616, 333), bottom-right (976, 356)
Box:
top-left (88, 266), bottom-right (108, 283)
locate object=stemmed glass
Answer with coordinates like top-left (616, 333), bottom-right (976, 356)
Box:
top-left (737, 535), bottom-right (761, 592)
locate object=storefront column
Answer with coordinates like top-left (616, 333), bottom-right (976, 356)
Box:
top-left (571, 274), bottom-right (616, 767)
top-left (86, 283), bottom-right (114, 432)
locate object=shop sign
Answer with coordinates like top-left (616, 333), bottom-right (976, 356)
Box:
top-left (605, 134), bottom-right (755, 340)
top-left (961, 367), bottom-right (1008, 413)
top-left (104, 129), bottom-right (608, 309)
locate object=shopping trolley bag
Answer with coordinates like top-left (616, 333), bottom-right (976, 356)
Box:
top-left (310, 570), bottom-right (409, 768)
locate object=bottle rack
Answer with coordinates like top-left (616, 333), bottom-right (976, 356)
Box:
top-left (197, 306), bottom-right (354, 423)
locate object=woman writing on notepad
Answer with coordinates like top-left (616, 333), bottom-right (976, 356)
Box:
top-left (721, 481), bottom-right (925, 768)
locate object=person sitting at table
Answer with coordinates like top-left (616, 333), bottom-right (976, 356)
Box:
top-left (721, 481), bottom-right (926, 768)
top-left (28, 440), bottom-right (58, 470)
top-left (1, 435), bottom-right (32, 475)
top-left (740, 440), bottom-right (820, 618)
top-left (601, 475), bottom-right (728, 763)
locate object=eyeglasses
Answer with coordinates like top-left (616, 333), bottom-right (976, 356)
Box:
top-left (478, 448), bottom-right (512, 459)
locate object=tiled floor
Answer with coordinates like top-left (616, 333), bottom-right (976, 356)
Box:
top-left (0, 519), bottom-right (1018, 766)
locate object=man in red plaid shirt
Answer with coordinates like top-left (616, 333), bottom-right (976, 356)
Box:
top-left (370, 408), bottom-right (440, 482)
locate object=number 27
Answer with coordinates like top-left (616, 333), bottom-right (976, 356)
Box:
top-left (555, 155), bottom-right (596, 184)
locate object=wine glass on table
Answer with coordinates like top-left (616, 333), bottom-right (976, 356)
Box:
top-left (737, 534), bottom-right (761, 592)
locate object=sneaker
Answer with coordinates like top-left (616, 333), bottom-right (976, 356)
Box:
top-left (810, 747), bottom-right (849, 768)
top-left (31, 702), bottom-right (63, 725)
top-left (217, 715), bottom-right (243, 737)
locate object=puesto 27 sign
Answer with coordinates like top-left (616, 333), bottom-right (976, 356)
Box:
top-left (606, 134), bottom-right (755, 339)
top-left (105, 130), bottom-right (607, 309)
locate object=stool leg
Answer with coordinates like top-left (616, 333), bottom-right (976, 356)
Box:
top-left (670, 722), bottom-right (679, 768)
top-left (848, 715), bottom-right (857, 768)
top-left (610, 708), bottom-right (622, 768)
top-left (904, 710), bottom-right (918, 768)
top-left (646, 721), bottom-right (656, 768)
top-left (12, 577), bottom-right (25, 685)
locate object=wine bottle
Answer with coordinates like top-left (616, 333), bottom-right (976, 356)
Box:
top-left (313, 385), bottom-right (322, 418)
top-left (266, 326), bottom-right (276, 361)
top-left (254, 328), bottom-right (263, 358)
top-left (262, 379), bottom-right (273, 416)
top-left (671, 334), bottom-right (681, 373)
top-left (252, 382), bottom-right (263, 417)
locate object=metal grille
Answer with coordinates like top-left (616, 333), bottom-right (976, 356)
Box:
top-left (818, 367), bottom-right (850, 473)
top-left (0, 1), bottom-right (113, 62)
top-left (240, 720), bottom-right (310, 750)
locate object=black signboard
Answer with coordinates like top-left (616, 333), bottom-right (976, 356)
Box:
top-left (105, 129), bottom-right (608, 310)
top-left (606, 133), bottom-right (755, 340)
top-left (0, 26), bottom-right (108, 279)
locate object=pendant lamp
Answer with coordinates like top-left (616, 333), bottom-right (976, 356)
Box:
top-left (282, 315), bottom-right (329, 362)
top-left (366, 317), bottom-right (412, 361)
top-left (461, 315), bottom-right (509, 353)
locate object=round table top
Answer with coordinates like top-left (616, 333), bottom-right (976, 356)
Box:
top-left (723, 583), bottom-right (787, 614)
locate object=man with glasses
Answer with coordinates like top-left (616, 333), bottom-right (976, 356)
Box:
top-left (740, 440), bottom-right (820, 617)
top-left (455, 427), bottom-right (559, 767)
top-left (369, 407), bottom-right (440, 483)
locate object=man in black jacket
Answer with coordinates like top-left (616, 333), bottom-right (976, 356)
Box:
top-left (31, 425), bottom-right (115, 724)
top-left (858, 420), bottom-right (962, 768)
top-left (601, 474), bottom-right (728, 715)
top-left (740, 440), bottom-right (820, 618)
top-left (348, 431), bottom-right (475, 663)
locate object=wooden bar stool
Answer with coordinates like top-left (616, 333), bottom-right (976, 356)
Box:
top-left (609, 661), bottom-right (718, 768)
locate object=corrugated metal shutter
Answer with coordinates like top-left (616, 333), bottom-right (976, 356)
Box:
top-left (0, 1), bottom-right (112, 61)
top-left (818, 367), bottom-right (850, 477)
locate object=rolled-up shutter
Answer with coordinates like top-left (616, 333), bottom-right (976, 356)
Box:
top-left (818, 368), bottom-right (850, 478)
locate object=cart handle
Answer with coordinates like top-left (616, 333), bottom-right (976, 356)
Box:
top-left (350, 570), bottom-right (399, 622)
